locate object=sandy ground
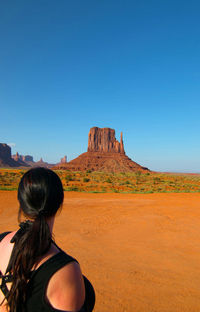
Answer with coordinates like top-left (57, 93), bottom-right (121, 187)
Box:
top-left (1, 191), bottom-right (200, 312)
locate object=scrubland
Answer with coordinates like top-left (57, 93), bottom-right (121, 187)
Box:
top-left (1, 168), bottom-right (200, 193)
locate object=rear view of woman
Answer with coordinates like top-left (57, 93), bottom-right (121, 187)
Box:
top-left (0, 167), bottom-right (95, 312)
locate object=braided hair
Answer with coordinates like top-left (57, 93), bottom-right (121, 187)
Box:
top-left (6, 167), bottom-right (64, 312)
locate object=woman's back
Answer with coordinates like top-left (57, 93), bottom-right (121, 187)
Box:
top-left (0, 230), bottom-right (86, 312)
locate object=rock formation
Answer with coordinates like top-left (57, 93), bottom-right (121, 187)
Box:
top-left (23, 155), bottom-right (33, 162)
top-left (12, 152), bottom-right (20, 162)
top-left (61, 156), bottom-right (67, 163)
top-left (54, 127), bottom-right (149, 173)
top-left (33, 158), bottom-right (54, 168)
top-left (88, 127), bottom-right (125, 153)
top-left (12, 153), bottom-right (33, 163)
top-left (12, 152), bottom-right (32, 166)
top-left (0, 144), bottom-right (21, 167)
top-left (12, 153), bottom-right (54, 168)
top-left (0, 144), bottom-right (12, 162)
top-left (0, 145), bottom-right (53, 168)
top-left (12, 152), bottom-right (25, 163)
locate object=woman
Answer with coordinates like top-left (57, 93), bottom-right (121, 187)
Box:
top-left (0, 167), bottom-right (95, 312)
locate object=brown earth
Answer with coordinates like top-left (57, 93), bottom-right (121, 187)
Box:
top-left (54, 151), bottom-right (149, 172)
top-left (0, 192), bottom-right (200, 312)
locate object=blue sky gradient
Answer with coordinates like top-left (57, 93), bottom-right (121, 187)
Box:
top-left (1, 0), bottom-right (200, 171)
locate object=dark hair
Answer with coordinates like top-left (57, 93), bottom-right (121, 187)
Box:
top-left (6, 167), bottom-right (64, 312)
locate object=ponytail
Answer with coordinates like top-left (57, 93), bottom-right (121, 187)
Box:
top-left (6, 217), bottom-right (52, 312)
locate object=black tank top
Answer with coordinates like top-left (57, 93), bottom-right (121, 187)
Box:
top-left (0, 232), bottom-right (95, 312)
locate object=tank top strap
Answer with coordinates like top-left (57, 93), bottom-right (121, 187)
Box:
top-left (24, 251), bottom-right (81, 312)
top-left (0, 232), bottom-right (11, 242)
top-left (29, 251), bottom-right (78, 290)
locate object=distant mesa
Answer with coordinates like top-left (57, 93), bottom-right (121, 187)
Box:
top-left (12, 152), bottom-right (33, 163)
top-left (34, 158), bottom-right (54, 168)
top-left (60, 155), bottom-right (67, 164)
top-left (0, 144), bottom-right (53, 168)
top-left (0, 144), bottom-right (20, 167)
top-left (24, 155), bottom-right (33, 162)
top-left (54, 127), bottom-right (149, 172)
top-left (12, 152), bottom-right (32, 167)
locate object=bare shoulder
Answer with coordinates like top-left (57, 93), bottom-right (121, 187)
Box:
top-left (0, 231), bottom-right (17, 274)
top-left (0, 304), bottom-right (8, 312)
top-left (46, 261), bottom-right (85, 311)
top-left (0, 231), bottom-right (16, 256)
top-left (0, 231), bottom-right (16, 246)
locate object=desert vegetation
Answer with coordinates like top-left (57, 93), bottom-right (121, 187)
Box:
top-left (1, 169), bottom-right (200, 193)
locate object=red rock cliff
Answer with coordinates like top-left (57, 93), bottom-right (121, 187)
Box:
top-left (87, 127), bottom-right (125, 154)
top-left (0, 144), bottom-right (12, 161)
top-left (0, 144), bottom-right (20, 167)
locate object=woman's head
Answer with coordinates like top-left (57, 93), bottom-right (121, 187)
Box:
top-left (18, 167), bottom-right (64, 221)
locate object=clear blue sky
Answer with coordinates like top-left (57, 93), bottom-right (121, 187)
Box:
top-left (1, 0), bottom-right (200, 172)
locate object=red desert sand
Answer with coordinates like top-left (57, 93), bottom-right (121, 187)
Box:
top-left (0, 191), bottom-right (200, 312)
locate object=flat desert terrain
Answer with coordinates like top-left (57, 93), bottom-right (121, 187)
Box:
top-left (1, 191), bottom-right (200, 312)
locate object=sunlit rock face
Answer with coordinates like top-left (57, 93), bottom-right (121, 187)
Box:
top-left (54, 127), bottom-right (149, 173)
top-left (87, 127), bottom-right (125, 154)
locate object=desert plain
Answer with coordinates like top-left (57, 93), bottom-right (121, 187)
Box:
top-left (1, 191), bottom-right (200, 312)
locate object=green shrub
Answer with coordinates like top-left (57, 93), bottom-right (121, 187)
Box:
top-left (65, 186), bottom-right (79, 192)
top-left (83, 178), bottom-right (90, 182)
top-left (65, 174), bottom-right (73, 182)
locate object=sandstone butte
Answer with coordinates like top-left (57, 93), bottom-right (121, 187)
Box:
top-left (0, 143), bottom-right (52, 168)
top-left (54, 127), bottom-right (149, 173)
top-left (0, 144), bottom-right (20, 167)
